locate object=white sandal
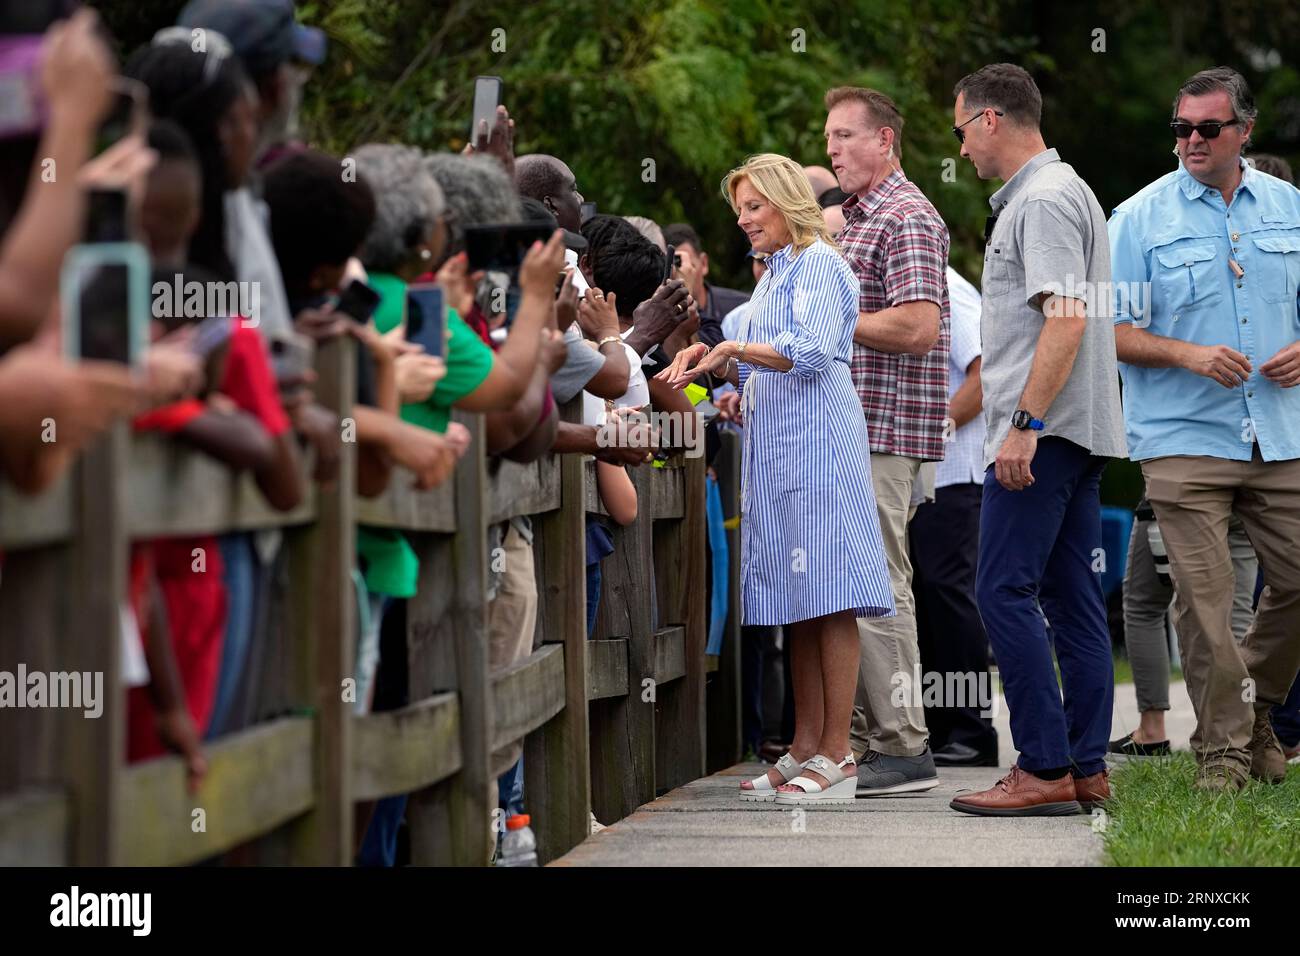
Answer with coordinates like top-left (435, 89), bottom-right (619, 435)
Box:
top-left (739, 752), bottom-right (807, 802)
top-left (774, 754), bottom-right (856, 805)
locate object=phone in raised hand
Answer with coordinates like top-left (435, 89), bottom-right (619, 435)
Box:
top-left (470, 75), bottom-right (503, 144)
top-left (406, 283), bottom-right (447, 359)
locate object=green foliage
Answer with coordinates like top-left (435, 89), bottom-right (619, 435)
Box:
top-left (92, 0), bottom-right (1300, 290)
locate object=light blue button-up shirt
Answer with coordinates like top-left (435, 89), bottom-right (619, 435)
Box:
top-left (1108, 160), bottom-right (1300, 462)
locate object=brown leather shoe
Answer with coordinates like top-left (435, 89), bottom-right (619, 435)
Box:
top-left (1075, 768), bottom-right (1110, 811)
top-left (949, 765), bottom-right (1081, 816)
top-left (1249, 708), bottom-right (1287, 784)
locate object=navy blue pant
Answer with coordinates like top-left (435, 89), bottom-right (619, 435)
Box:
top-left (1273, 676), bottom-right (1300, 748)
top-left (976, 438), bottom-right (1113, 776)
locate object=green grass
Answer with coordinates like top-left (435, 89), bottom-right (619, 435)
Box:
top-left (1101, 754), bottom-right (1300, 866)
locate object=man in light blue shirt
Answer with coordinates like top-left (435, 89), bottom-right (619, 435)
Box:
top-left (1109, 67), bottom-right (1300, 793)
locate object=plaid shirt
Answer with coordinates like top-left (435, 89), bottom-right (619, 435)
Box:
top-left (839, 169), bottom-right (951, 461)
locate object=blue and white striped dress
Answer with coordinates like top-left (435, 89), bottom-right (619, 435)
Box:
top-left (737, 240), bottom-right (895, 626)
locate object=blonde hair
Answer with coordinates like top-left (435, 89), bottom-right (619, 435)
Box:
top-left (721, 153), bottom-right (837, 255)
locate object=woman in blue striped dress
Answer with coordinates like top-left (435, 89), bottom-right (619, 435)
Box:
top-left (659, 153), bottom-right (893, 804)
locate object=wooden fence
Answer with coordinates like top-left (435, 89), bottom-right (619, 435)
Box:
top-left (0, 338), bottom-right (742, 866)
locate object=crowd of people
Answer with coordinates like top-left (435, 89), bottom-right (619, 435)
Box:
top-left (0, 0), bottom-right (1297, 867)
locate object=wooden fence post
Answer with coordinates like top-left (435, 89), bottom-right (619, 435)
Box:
top-left (407, 411), bottom-right (492, 865)
top-left (68, 427), bottom-right (127, 864)
top-left (652, 454), bottom-right (707, 793)
top-left (525, 399), bottom-right (590, 861)
top-left (284, 336), bottom-right (355, 864)
top-left (588, 462), bottom-right (657, 823)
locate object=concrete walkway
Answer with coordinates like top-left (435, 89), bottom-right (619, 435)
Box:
top-left (554, 680), bottom-right (1196, 867)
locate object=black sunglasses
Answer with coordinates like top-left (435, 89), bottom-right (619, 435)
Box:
top-left (1170, 119), bottom-right (1240, 140)
top-left (953, 109), bottom-right (1003, 144)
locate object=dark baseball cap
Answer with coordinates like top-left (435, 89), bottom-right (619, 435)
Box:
top-left (178, 0), bottom-right (325, 78)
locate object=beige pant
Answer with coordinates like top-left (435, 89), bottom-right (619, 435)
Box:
top-left (486, 522), bottom-right (538, 856)
top-left (850, 453), bottom-right (932, 758)
top-left (1142, 449), bottom-right (1300, 773)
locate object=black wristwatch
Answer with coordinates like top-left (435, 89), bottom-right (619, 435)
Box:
top-left (1011, 409), bottom-right (1045, 431)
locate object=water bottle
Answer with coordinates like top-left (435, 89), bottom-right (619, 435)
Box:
top-left (496, 814), bottom-right (538, 867)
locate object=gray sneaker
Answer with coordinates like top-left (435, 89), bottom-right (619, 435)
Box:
top-left (855, 748), bottom-right (940, 796)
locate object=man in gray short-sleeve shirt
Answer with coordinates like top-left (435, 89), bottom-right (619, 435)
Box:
top-left (946, 63), bottom-right (1126, 819)
top-left (980, 152), bottom-right (1127, 466)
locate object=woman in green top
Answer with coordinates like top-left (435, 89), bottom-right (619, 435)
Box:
top-left (353, 143), bottom-right (562, 432)
top-left (350, 143), bottom-right (566, 597)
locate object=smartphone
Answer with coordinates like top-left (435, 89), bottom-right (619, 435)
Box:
top-left (334, 280), bottom-right (381, 323)
top-left (463, 222), bottom-right (554, 273)
top-left (406, 283), bottom-right (446, 358)
top-left (470, 75), bottom-right (502, 144)
top-left (96, 77), bottom-right (148, 157)
top-left (563, 248), bottom-right (590, 299)
top-left (85, 187), bottom-right (129, 244)
top-left (271, 333), bottom-right (316, 385)
top-left (60, 243), bottom-right (150, 364)
top-left (579, 201), bottom-right (597, 225)
top-left (663, 243), bottom-right (675, 283)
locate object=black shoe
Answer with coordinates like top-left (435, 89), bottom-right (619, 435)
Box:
top-left (931, 742), bottom-right (998, 767)
top-left (1107, 732), bottom-right (1171, 760)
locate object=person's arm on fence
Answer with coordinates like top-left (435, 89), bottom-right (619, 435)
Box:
top-left (452, 232), bottom-right (566, 412)
top-left (138, 559), bottom-right (207, 793)
top-left (172, 397), bottom-right (276, 471)
top-left (353, 407), bottom-right (460, 489)
top-left (596, 460), bottom-right (637, 525)
top-left (0, 346), bottom-right (141, 493)
top-left (485, 328), bottom-right (566, 457)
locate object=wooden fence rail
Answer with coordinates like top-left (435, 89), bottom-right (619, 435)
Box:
top-left (0, 338), bottom-right (741, 866)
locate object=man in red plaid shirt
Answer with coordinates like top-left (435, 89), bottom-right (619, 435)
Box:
top-left (824, 86), bottom-right (951, 796)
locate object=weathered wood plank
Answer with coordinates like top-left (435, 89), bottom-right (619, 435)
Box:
top-left (491, 645), bottom-right (565, 753)
top-left (69, 426), bottom-right (127, 864)
top-left (0, 788), bottom-right (68, 866)
top-left (652, 453), bottom-right (708, 794)
top-left (283, 337), bottom-right (355, 865)
top-left (351, 692), bottom-right (461, 801)
top-left (408, 411), bottom-right (492, 866)
top-left (652, 626), bottom-right (687, 684)
top-left (589, 463), bottom-right (657, 824)
top-left (126, 433), bottom-right (316, 537)
top-left (525, 395), bottom-right (591, 863)
top-left (489, 456), bottom-right (560, 524)
top-left (586, 639), bottom-right (629, 701)
top-left (0, 476), bottom-right (72, 550)
top-left (647, 461), bottom-right (685, 520)
top-left (118, 717), bottom-right (314, 867)
top-left (355, 477), bottom-right (456, 533)
top-left (582, 459), bottom-right (608, 517)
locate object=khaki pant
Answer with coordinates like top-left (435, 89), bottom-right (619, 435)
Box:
top-left (850, 453), bottom-right (932, 758)
top-left (1142, 449), bottom-right (1300, 773)
top-left (485, 522), bottom-right (538, 857)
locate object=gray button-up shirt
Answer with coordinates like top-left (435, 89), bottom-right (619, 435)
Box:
top-left (980, 148), bottom-right (1127, 467)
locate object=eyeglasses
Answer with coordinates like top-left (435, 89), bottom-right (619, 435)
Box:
top-left (953, 109), bottom-right (1003, 144)
top-left (1169, 119), bottom-right (1239, 140)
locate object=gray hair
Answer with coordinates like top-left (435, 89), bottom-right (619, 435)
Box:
top-left (423, 152), bottom-right (520, 226)
top-left (352, 143), bottom-right (446, 273)
top-left (1173, 67), bottom-right (1258, 128)
top-left (623, 215), bottom-right (665, 252)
